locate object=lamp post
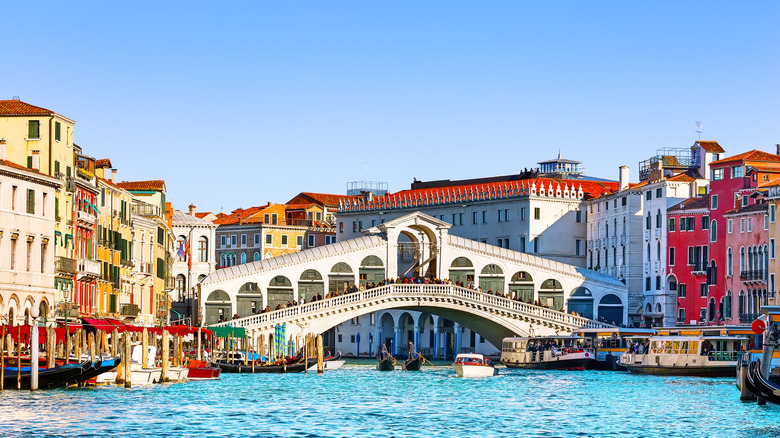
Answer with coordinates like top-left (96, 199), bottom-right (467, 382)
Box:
top-left (30, 305), bottom-right (40, 391)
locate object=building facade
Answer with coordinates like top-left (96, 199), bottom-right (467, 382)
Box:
top-left (171, 205), bottom-right (217, 326)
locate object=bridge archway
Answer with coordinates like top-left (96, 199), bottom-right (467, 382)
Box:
top-left (539, 279), bottom-right (564, 310)
top-left (509, 271), bottom-right (534, 302)
top-left (268, 276), bottom-right (293, 309)
top-left (597, 293), bottom-right (623, 326)
top-left (359, 256), bottom-right (385, 287)
top-left (205, 290), bottom-right (231, 325)
top-left (449, 257), bottom-right (474, 286)
top-left (237, 282), bottom-right (261, 317)
top-left (479, 264), bottom-right (505, 294)
top-left (298, 269), bottom-right (324, 302)
top-left (378, 312), bottom-right (395, 350)
top-left (568, 287), bottom-right (594, 319)
top-left (329, 262), bottom-right (354, 294)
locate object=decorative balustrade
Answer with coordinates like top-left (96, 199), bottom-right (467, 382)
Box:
top-left (212, 284), bottom-right (613, 332)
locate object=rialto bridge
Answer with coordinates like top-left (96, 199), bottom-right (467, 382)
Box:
top-left (202, 212), bottom-right (625, 349)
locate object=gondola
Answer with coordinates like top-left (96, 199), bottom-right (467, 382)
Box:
top-left (745, 360), bottom-right (780, 405)
top-left (376, 356), bottom-right (395, 371)
top-left (403, 355), bottom-right (423, 371)
top-left (2, 360), bottom-right (91, 390)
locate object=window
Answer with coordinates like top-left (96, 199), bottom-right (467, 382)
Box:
top-left (339, 222), bottom-right (343, 233)
top-left (26, 240), bottom-right (32, 271)
top-left (712, 168), bottom-right (724, 181)
top-left (700, 283), bottom-right (708, 298)
top-left (575, 210), bottom-right (582, 223)
top-left (281, 235), bottom-right (288, 247)
top-left (656, 210), bottom-right (662, 228)
top-left (220, 235), bottom-right (226, 248)
top-left (520, 237), bottom-right (526, 252)
top-left (231, 235), bottom-right (237, 247)
top-left (240, 253), bottom-right (246, 264)
top-left (622, 197), bottom-right (627, 206)
top-left (254, 252), bottom-right (260, 261)
top-left (669, 247), bottom-right (675, 266)
top-left (533, 208), bottom-right (540, 220)
top-left (264, 213), bottom-right (270, 224)
top-left (575, 240), bottom-right (581, 256)
top-left (455, 213), bottom-right (460, 225)
top-left (727, 248), bottom-right (732, 276)
top-left (771, 205), bottom-right (776, 223)
top-left (678, 308), bottom-right (686, 323)
top-left (740, 218), bottom-right (745, 233)
top-left (296, 235), bottom-right (303, 247)
top-left (198, 237), bottom-right (208, 262)
top-left (326, 235), bottom-right (336, 244)
top-left (54, 121), bottom-right (62, 141)
top-left (459, 213), bottom-right (464, 225)
top-left (11, 186), bottom-right (17, 210)
top-left (504, 209), bottom-right (510, 221)
top-left (254, 233), bottom-right (260, 246)
top-left (271, 214), bottom-right (277, 225)
top-left (765, 214), bottom-right (769, 230)
top-left (28, 120), bottom-right (40, 139)
top-left (747, 217), bottom-right (752, 232)
top-left (316, 212), bottom-right (322, 221)
top-left (656, 275), bottom-right (661, 290)
top-left (731, 166), bottom-right (743, 178)
top-left (472, 211), bottom-right (478, 224)
top-left (352, 222), bottom-right (357, 233)
top-left (40, 241), bottom-right (47, 273)
top-left (533, 237), bottom-right (539, 253)
top-left (710, 221), bottom-right (717, 242)
top-left (605, 201), bottom-right (609, 211)
top-left (711, 195), bottom-right (718, 210)
top-left (771, 239), bottom-right (776, 260)
top-left (668, 218), bottom-right (676, 232)
top-left (10, 237), bottom-right (16, 270)
top-left (645, 277), bottom-right (651, 291)
top-left (646, 191), bottom-right (652, 201)
top-left (26, 189), bottom-right (35, 214)
top-left (482, 211), bottom-right (487, 223)
top-left (728, 219), bottom-right (733, 233)
top-left (308, 235), bottom-right (315, 247)
top-left (241, 234), bottom-right (247, 247)
top-left (358, 221), bottom-right (362, 231)
top-left (678, 284), bottom-right (686, 298)
top-left (656, 188), bottom-right (662, 198)
top-left (646, 213), bottom-right (651, 230)
top-left (266, 234), bottom-right (272, 246)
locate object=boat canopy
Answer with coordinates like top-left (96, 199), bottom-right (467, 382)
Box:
top-left (208, 326), bottom-right (246, 338)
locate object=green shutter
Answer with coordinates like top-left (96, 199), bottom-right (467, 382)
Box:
top-left (28, 120), bottom-right (39, 139)
top-left (26, 156), bottom-right (33, 169)
top-left (55, 198), bottom-right (59, 218)
top-left (55, 121), bottom-right (61, 141)
top-left (26, 189), bottom-right (34, 214)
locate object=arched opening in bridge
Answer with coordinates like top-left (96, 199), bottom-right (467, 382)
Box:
top-left (567, 287), bottom-right (594, 319)
top-left (329, 262), bottom-right (354, 294)
top-left (539, 279), bottom-right (564, 310)
top-left (479, 264), bottom-right (505, 294)
top-left (379, 312), bottom-right (395, 352)
top-left (509, 271), bottom-right (534, 302)
top-left (396, 232), bottom-right (419, 278)
top-left (598, 294), bottom-right (623, 326)
top-left (237, 282), bottom-right (262, 317)
top-left (398, 312), bottom-right (416, 355)
top-left (298, 269), bottom-right (324, 302)
top-left (397, 225), bottom-right (438, 279)
top-left (359, 256), bottom-right (385, 287)
top-left (448, 257), bottom-right (474, 286)
top-left (205, 290), bottom-right (231, 325)
top-left (268, 276), bottom-right (293, 309)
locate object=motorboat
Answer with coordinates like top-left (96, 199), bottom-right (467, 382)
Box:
top-left (619, 335), bottom-right (746, 376)
top-left (186, 360), bottom-right (221, 380)
top-left (453, 353), bottom-right (497, 377)
top-left (501, 336), bottom-right (596, 370)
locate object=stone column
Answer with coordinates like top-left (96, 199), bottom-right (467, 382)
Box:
top-left (433, 325), bottom-right (440, 360)
top-left (393, 327), bottom-right (401, 355)
top-left (454, 323), bottom-right (462, 355)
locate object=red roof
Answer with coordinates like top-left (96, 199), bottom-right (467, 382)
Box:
top-left (668, 196), bottom-right (709, 213)
top-left (95, 158), bottom-right (112, 168)
top-left (711, 150), bottom-right (780, 166)
top-left (695, 141), bottom-right (725, 153)
top-left (285, 203), bottom-right (314, 210)
top-left (666, 172), bottom-right (696, 182)
top-left (194, 212), bottom-right (212, 219)
top-left (0, 100), bottom-right (58, 117)
top-left (117, 180), bottom-right (166, 191)
top-left (0, 159), bottom-right (42, 175)
top-left (288, 192), bottom-right (360, 207)
top-left (213, 205), bottom-right (269, 225)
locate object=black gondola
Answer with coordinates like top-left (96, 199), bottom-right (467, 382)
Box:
top-left (376, 344), bottom-right (395, 371)
top-left (2, 360), bottom-right (91, 390)
top-left (403, 342), bottom-right (423, 371)
top-left (745, 360), bottom-right (780, 405)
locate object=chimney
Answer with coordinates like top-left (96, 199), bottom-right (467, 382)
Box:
top-left (188, 204), bottom-right (196, 216)
top-left (776, 144), bottom-right (780, 156)
top-left (111, 169), bottom-right (117, 183)
top-left (31, 151), bottom-right (40, 170)
top-left (0, 138), bottom-right (5, 161)
top-left (361, 191), bottom-right (373, 203)
top-left (619, 166), bottom-right (629, 191)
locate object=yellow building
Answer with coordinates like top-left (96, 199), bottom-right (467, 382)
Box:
top-left (0, 99), bottom-right (78, 312)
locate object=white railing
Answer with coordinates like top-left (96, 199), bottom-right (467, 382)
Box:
top-left (78, 210), bottom-right (95, 225)
top-left (212, 284), bottom-right (614, 331)
top-left (78, 258), bottom-right (101, 277)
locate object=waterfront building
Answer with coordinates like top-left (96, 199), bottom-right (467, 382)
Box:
top-left (0, 151), bottom-right (60, 325)
top-left (119, 180), bottom-right (175, 326)
top-left (72, 148), bottom-right (100, 317)
top-left (636, 141), bottom-right (717, 326)
top-left (171, 204), bottom-right (217, 325)
top-left (667, 195), bottom-right (711, 325)
top-left (0, 99), bottom-right (78, 319)
top-left (707, 149), bottom-right (780, 325)
top-left (585, 166), bottom-right (645, 325)
top-left (94, 161), bottom-right (135, 320)
top-left (724, 200), bottom-right (768, 324)
top-left (338, 156), bottom-right (618, 268)
top-left (764, 181), bottom-right (780, 308)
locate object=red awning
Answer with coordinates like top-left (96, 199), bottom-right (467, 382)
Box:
top-left (82, 318), bottom-right (116, 332)
top-left (0, 325), bottom-right (46, 345)
top-left (105, 318), bottom-right (129, 332)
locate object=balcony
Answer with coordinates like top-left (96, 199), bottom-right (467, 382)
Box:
top-left (739, 270), bottom-right (767, 284)
top-left (620, 235), bottom-right (626, 245)
top-left (691, 262), bottom-right (707, 275)
top-left (121, 258), bottom-right (133, 268)
top-left (139, 262), bottom-right (153, 276)
top-left (739, 312), bottom-right (761, 324)
top-left (77, 259), bottom-right (101, 279)
top-left (131, 203), bottom-right (161, 218)
top-left (120, 303), bottom-right (140, 317)
top-left (78, 210), bottom-right (95, 225)
top-left (55, 256), bottom-right (77, 276)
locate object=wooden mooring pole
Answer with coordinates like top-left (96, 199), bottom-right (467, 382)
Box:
top-left (316, 335), bottom-right (324, 374)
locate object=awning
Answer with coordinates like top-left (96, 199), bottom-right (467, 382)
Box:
top-left (208, 326), bottom-right (246, 338)
top-left (0, 325), bottom-right (46, 345)
top-left (104, 318), bottom-right (128, 332)
top-left (82, 318), bottom-right (116, 332)
top-left (85, 199), bottom-right (100, 215)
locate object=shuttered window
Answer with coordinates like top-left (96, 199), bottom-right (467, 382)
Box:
top-left (28, 120), bottom-right (40, 139)
top-left (26, 189), bottom-right (35, 214)
top-left (55, 121), bottom-right (61, 141)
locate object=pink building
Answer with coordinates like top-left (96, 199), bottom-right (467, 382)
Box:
top-left (724, 201), bottom-right (769, 324)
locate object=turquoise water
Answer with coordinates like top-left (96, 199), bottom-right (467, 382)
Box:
top-left (1, 362), bottom-right (778, 437)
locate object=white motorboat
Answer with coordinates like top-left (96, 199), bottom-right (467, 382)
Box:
top-left (501, 336), bottom-right (596, 370)
top-left (307, 360), bottom-right (345, 371)
top-left (453, 354), bottom-right (497, 377)
top-left (619, 335), bottom-right (746, 376)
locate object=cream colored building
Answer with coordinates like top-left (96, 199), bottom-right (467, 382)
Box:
top-left (0, 156), bottom-right (60, 325)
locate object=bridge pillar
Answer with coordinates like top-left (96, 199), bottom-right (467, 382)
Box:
top-left (373, 328), bottom-right (382, 358)
top-left (454, 323), bottom-right (462, 355)
top-left (433, 326), bottom-right (440, 360)
top-left (393, 327), bottom-right (401, 355)
top-left (413, 322), bottom-right (421, 354)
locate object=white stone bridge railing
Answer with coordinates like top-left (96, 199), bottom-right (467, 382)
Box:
top-left (210, 284), bottom-right (614, 334)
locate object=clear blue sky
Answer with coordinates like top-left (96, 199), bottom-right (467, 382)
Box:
top-left (3, 2), bottom-right (778, 213)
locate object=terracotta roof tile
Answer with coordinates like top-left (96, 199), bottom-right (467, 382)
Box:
top-left (290, 192), bottom-right (360, 207)
top-left (724, 203), bottom-right (768, 216)
top-left (668, 196), bottom-right (710, 212)
top-left (695, 141), bottom-right (725, 153)
top-left (95, 159), bottom-right (112, 168)
top-left (213, 205), bottom-right (268, 225)
top-left (712, 150), bottom-right (780, 166)
top-left (0, 100), bottom-right (57, 116)
top-left (116, 180), bottom-right (166, 191)
top-left (0, 159), bottom-right (41, 175)
top-left (194, 212), bottom-right (211, 219)
top-left (666, 173), bottom-right (696, 182)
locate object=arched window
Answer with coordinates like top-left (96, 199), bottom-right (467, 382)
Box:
top-left (657, 242), bottom-right (661, 260)
top-left (254, 252), bottom-right (260, 262)
top-left (647, 243), bottom-right (651, 261)
top-left (656, 209), bottom-right (662, 228)
top-left (723, 291), bottom-right (733, 319)
top-left (727, 247), bottom-right (732, 276)
top-left (240, 253), bottom-right (246, 264)
top-left (740, 247), bottom-right (745, 273)
top-left (605, 222), bottom-right (609, 238)
top-left (198, 237), bottom-right (208, 262)
top-left (710, 220), bottom-right (717, 242)
top-left (646, 212), bottom-right (651, 230)
top-left (622, 216), bottom-right (626, 235)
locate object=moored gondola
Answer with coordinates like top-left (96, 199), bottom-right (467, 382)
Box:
top-left (403, 342), bottom-right (423, 371)
top-left (376, 344), bottom-right (395, 371)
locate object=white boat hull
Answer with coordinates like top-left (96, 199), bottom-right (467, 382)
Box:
top-left (307, 360), bottom-right (345, 372)
top-left (453, 364), bottom-right (497, 377)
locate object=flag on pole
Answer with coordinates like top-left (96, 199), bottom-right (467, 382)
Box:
top-left (184, 236), bottom-right (192, 270)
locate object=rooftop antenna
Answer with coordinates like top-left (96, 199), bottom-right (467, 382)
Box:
top-left (695, 121), bottom-right (702, 141)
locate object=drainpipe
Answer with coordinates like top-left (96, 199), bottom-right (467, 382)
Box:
top-left (48, 116), bottom-right (53, 176)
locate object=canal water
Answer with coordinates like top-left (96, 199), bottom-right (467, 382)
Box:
top-left (1, 362), bottom-right (778, 437)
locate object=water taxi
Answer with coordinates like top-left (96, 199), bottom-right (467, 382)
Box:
top-left (453, 353), bottom-right (497, 377)
top-left (619, 335), bottom-right (746, 377)
top-left (501, 336), bottom-right (595, 370)
top-left (578, 328), bottom-right (657, 370)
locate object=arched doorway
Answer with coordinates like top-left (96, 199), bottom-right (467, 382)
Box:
top-left (237, 282), bottom-right (262, 316)
top-left (268, 276), bottom-right (294, 309)
top-left (508, 271), bottom-right (534, 302)
top-left (448, 257), bottom-right (474, 286)
top-left (298, 269), bottom-right (324, 302)
top-left (205, 290), bottom-right (231, 324)
top-left (539, 279), bottom-right (564, 310)
top-left (598, 294), bottom-right (623, 325)
top-left (567, 287), bottom-right (594, 319)
top-left (359, 256), bottom-right (385, 287)
top-left (479, 264), bottom-right (505, 294)
top-left (708, 297), bottom-right (717, 322)
top-left (329, 262), bottom-right (354, 294)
